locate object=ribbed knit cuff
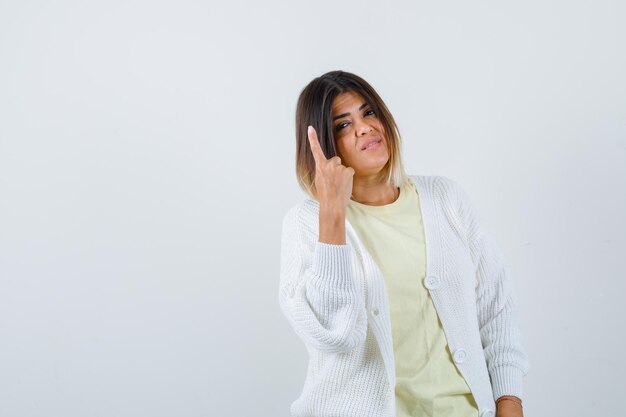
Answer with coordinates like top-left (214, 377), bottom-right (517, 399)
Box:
top-left (491, 365), bottom-right (525, 400)
top-left (310, 241), bottom-right (353, 290)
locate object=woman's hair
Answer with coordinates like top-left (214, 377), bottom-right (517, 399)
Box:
top-left (294, 70), bottom-right (407, 200)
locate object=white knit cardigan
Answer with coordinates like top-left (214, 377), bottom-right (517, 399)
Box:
top-left (278, 174), bottom-right (530, 417)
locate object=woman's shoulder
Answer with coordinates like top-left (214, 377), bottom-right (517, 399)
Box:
top-left (408, 174), bottom-right (470, 201)
top-left (280, 198), bottom-right (320, 239)
top-left (283, 198), bottom-right (319, 221)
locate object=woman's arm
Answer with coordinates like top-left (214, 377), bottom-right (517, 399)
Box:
top-left (278, 205), bottom-right (368, 354)
top-left (440, 176), bottom-right (530, 400)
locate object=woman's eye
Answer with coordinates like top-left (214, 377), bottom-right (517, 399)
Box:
top-left (335, 110), bottom-right (375, 131)
top-left (336, 122), bottom-right (349, 131)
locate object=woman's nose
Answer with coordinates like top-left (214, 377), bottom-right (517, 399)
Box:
top-left (355, 119), bottom-right (373, 135)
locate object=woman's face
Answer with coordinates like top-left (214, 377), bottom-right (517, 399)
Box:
top-left (331, 91), bottom-right (389, 178)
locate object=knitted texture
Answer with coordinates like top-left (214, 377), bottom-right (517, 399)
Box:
top-left (278, 175), bottom-right (530, 417)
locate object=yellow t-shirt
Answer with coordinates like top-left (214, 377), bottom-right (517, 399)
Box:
top-left (346, 178), bottom-right (479, 417)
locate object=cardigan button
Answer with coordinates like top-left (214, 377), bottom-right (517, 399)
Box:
top-left (453, 348), bottom-right (468, 363)
top-left (424, 275), bottom-right (440, 290)
top-left (371, 308), bottom-right (380, 316)
top-left (479, 409), bottom-right (494, 417)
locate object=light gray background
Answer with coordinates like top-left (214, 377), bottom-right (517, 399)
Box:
top-left (1, 0), bottom-right (624, 416)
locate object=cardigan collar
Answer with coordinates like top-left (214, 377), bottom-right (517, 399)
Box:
top-left (343, 175), bottom-right (440, 287)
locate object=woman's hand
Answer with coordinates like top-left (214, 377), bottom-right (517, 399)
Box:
top-left (496, 396), bottom-right (524, 417)
top-left (307, 125), bottom-right (354, 245)
top-left (308, 125), bottom-right (354, 210)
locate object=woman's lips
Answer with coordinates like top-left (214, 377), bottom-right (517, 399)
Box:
top-left (362, 139), bottom-right (382, 151)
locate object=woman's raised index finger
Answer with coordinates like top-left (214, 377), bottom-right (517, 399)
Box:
top-left (307, 125), bottom-right (327, 163)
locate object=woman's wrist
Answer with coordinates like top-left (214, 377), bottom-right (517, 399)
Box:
top-left (496, 396), bottom-right (523, 417)
top-left (496, 396), bottom-right (522, 407)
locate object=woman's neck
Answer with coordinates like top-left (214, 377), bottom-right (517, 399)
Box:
top-left (350, 176), bottom-right (399, 206)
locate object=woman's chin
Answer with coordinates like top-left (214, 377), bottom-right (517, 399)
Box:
top-left (353, 163), bottom-right (389, 178)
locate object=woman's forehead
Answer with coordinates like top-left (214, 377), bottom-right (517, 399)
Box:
top-left (332, 91), bottom-right (367, 114)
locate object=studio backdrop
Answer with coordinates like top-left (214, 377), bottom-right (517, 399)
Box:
top-left (0, 0), bottom-right (624, 416)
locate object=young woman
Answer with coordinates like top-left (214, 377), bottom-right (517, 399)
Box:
top-left (278, 70), bottom-right (529, 417)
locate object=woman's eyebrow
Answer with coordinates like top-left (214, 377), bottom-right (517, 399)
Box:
top-left (333, 102), bottom-right (369, 121)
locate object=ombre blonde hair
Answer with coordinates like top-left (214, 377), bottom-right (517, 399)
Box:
top-left (294, 70), bottom-right (408, 200)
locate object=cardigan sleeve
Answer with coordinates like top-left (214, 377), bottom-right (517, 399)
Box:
top-left (440, 176), bottom-right (530, 400)
top-left (278, 205), bottom-right (368, 354)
